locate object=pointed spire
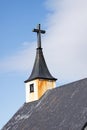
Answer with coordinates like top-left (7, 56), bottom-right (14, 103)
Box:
top-left (24, 24), bottom-right (57, 83)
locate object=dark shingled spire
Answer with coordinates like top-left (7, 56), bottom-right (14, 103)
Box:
top-left (25, 24), bottom-right (57, 83)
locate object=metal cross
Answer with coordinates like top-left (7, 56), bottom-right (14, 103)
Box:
top-left (32, 24), bottom-right (46, 48)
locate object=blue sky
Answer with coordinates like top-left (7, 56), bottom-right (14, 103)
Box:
top-left (0, 0), bottom-right (87, 129)
top-left (0, 0), bottom-right (47, 57)
top-left (0, 0), bottom-right (47, 128)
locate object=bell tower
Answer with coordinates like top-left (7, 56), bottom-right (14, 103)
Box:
top-left (24, 24), bottom-right (57, 103)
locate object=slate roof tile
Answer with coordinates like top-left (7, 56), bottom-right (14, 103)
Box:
top-left (2, 78), bottom-right (87, 130)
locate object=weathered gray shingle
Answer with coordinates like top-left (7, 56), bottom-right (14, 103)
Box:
top-left (2, 78), bottom-right (87, 130)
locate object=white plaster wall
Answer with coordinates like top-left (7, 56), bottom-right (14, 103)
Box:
top-left (25, 79), bottom-right (56, 103)
top-left (38, 79), bottom-right (56, 99)
top-left (47, 80), bottom-right (56, 89)
top-left (25, 80), bottom-right (38, 103)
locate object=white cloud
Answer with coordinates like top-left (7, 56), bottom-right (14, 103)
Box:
top-left (43, 0), bottom-right (87, 84)
top-left (0, 0), bottom-right (87, 85)
top-left (0, 42), bottom-right (36, 73)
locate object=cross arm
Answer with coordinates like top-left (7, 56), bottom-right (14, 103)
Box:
top-left (32, 29), bottom-right (46, 34)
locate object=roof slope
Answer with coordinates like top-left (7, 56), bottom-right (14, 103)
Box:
top-left (2, 78), bottom-right (87, 130)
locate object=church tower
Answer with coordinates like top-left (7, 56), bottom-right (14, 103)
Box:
top-left (24, 24), bottom-right (57, 103)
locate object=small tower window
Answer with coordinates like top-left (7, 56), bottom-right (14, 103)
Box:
top-left (30, 84), bottom-right (34, 93)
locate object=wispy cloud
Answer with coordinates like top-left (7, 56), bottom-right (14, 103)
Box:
top-left (0, 42), bottom-right (36, 72)
top-left (0, 0), bottom-right (87, 85)
top-left (44, 0), bottom-right (87, 84)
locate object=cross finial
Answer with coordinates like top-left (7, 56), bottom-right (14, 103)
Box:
top-left (32, 24), bottom-right (46, 48)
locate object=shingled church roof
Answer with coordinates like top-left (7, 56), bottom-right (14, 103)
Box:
top-left (2, 78), bottom-right (87, 130)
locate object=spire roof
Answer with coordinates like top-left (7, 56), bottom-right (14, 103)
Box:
top-left (25, 24), bottom-right (57, 83)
